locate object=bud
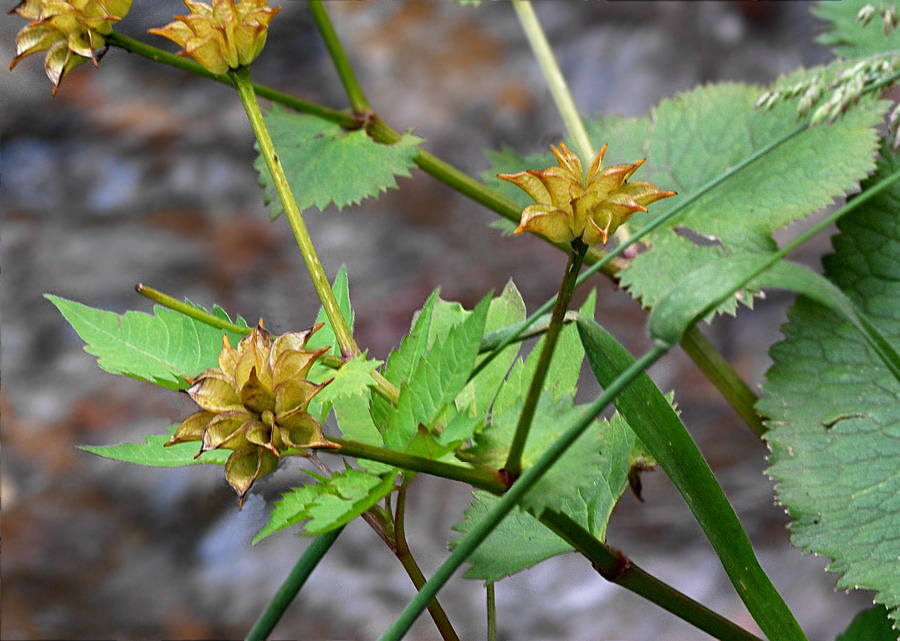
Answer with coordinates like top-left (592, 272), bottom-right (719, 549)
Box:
top-left (169, 323), bottom-right (335, 506)
top-left (8, 0), bottom-right (132, 94)
top-left (499, 143), bottom-right (675, 246)
top-left (149, 0), bottom-right (280, 76)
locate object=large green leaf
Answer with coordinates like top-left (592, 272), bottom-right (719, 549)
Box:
top-left (255, 106), bottom-right (421, 218)
top-left (81, 425), bottom-right (229, 466)
top-left (760, 144), bottom-right (900, 627)
top-left (384, 295), bottom-right (491, 449)
top-left (836, 606), bottom-right (899, 641)
top-left (47, 295), bottom-right (250, 390)
top-left (452, 413), bottom-right (640, 583)
top-left (814, 0), bottom-right (900, 58)
top-left (253, 468), bottom-right (397, 542)
top-left (578, 317), bottom-right (806, 641)
top-left (611, 84), bottom-right (885, 314)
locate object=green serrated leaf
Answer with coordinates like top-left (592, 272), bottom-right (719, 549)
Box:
top-left (617, 83), bottom-right (886, 315)
top-left (255, 106), bottom-right (421, 218)
top-left (385, 295), bottom-right (491, 450)
top-left (814, 0), bottom-right (900, 58)
top-left (81, 426), bottom-right (229, 467)
top-left (254, 468), bottom-right (397, 543)
top-left (306, 265), bottom-right (354, 359)
top-left (316, 355), bottom-right (381, 405)
top-left (760, 143), bottom-right (900, 627)
top-left (46, 295), bottom-right (249, 390)
top-left (836, 606), bottom-right (899, 641)
top-left (452, 413), bottom-right (639, 582)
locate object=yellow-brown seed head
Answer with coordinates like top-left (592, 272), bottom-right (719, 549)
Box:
top-left (168, 322), bottom-right (334, 506)
top-left (9, 0), bottom-right (132, 94)
top-left (498, 143), bottom-right (676, 246)
top-left (148, 0), bottom-right (280, 75)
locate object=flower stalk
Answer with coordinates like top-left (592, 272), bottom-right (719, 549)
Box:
top-left (230, 65), bottom-right (361, 358)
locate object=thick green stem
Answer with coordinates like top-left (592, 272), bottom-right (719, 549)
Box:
top-left (680, 326), bottom-right (766, 437)
top-left (512, 1), bottom-right (594, 163)
top-left (378, 346), bottom-right (668, 641)
top-left (503, 242), bottom-right (587, 478)
top-left (539, 511), bottom-right (764, 641)
top-left (308, 0), bottom-right (371, 113)
top-left (230, 66), bottom-right (360, 358)
top-left (393, 479), bottom-right (461, 641)
top-left (135, 283), bottom-right (252, 335)
top-left (245, 527), bottom-right (344, 641)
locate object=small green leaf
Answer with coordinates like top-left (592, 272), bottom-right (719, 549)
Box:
top-left (46, 295), bottom-right (249, 390)
top-left (814, 0), bottom-right (900, 58)
top-left (836, 606), bottom-right (899, 641)
top-left (385, 295), bottom-right (491, 449)
top-left (316, 355), bottom-right (382, 405)
top-left (760, 143), bottom-right (900, 627)
top-left (306, 265), bottom-right (354, 359)
top-left (453, 413), bottom-right (640, 582)
top-left (254, 468), bottom-right (397, 542)
top-left (80, 426), bottom-right (229, 467)
top-left (255, 106), bottom-right (421, 218)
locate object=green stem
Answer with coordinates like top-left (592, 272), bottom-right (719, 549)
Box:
top-left (680, 326), bottom-right (765, 437)
top-left (378, 346), bottom-right (668, 641)
top-left (486, 584), bottom-right (497, 641)
top-left (107, 32), bottom-right (358, 129)
top-left (230, 66), bottom-right (360, 358)
top-left (393, 478), bottom-right (462, 641)
top-left (245, 527), bottom-right (344, 641)
top-left (326, 437), bottom-right (507, 493)
top-left (539, 510), bottom-right (764, 641)
top-left (503, 242), bottom-right (587, 478)
top-left (511, 1), bottom-right (594, 163)
top-left (135, 283), bottom-right (251, 335)
top-left (308, 0), bottom-right (371, 113)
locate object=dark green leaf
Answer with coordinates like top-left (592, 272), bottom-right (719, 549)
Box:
top-left (255, 106), bottom-right (421, 218)
top-left (836, 606), bottom-right (899, 641)
top-left (760, 143), bottom-right (900, 627)
top-left (46, 295), bottom-right (249, 390)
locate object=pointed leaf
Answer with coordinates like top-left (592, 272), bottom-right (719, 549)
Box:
top-left (814, 0), bottom-right (900, 58)
top-left (255, 106), bottom-right (421, 218)
top-left (80, 426), bottom-right (229, 467)
top-left (306, 265), bottom-right (354, 358)
top-left (760, 144), bottom-right (900, 627)
top-left (47, 295), bottom-right (249, 390)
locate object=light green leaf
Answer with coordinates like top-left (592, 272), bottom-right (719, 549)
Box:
top-left (760, 144), bottom-right (900, 627)
top-left (80, 425), bottom-right (229, 466)
top-left (385, 295), bottom-right (491, 450)
top-left (306, 265), bottom-right (354, 359)
top-left (814, 0), bottom-right (900, 58)
top-left (254, 468), bottom-right (397, 542)
top-left (452, 413), bottom-right (639, 582)
top-left (316, 355), bottom-right (382, 405)
top-left (255, 106), bottom-right (421, 218)
top-left (618, 83), bottom-right (885, 315)
top-left (46, 295), bottom-right (250, 390)
top-left (836, 606), bottom-right (899, 641)
top-left (333, 393), bottom-right (395, 476)
top-left (371, 290), bottom-right (440, 433)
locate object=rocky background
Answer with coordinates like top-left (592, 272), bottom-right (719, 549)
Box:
top-left (1, 1), bottom-right (882, 640)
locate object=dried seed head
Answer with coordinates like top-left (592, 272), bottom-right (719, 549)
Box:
top-left (499, 142), bottom-right (675, 246)
top-left (149, 0), bottom-right (280, 75)
top-left (8, 0), bottom-right (132, 94)
top-left (169, 323), bottom-right (334, 506)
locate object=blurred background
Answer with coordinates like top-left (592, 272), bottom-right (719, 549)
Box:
top-left (1, 1), bottom-right (882, 639)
